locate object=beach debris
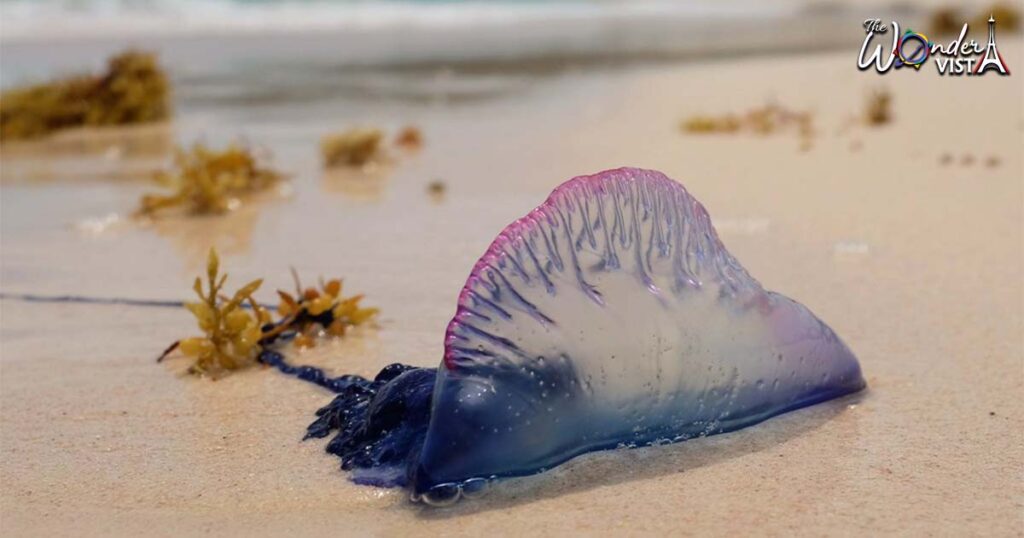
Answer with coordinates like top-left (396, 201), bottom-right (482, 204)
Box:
top-left (272, 272), bottom-right (379, 349)
top-left (395, 125), bottom-right (424, 150)
top-left (159, 249), bottom-right (378, 376)
top-left (931, 4), bottom-right (1020, 35)
top-left (985, 155), bottom-right (1001, 168)
top-left (427, 179), bottom-right (446, 197)
top-left (974, 3), bottom-right (1020, 33)
top-left (321, 128), bottom-right (384, 168)
top-left (0, 50), bottom-right (170, 142)
top-left (681, 102), bottom-right (815, 149)
top-left (865, 88), bottom-right (892, 126)
top-left (940, 152), bottom-right (954, 166)
top-left (138, 142), bottom-right (283, 216)
top-left (930, 7), bottom-right (964, 35)
top-left (321, 125), bottom-right (426, 169)
top-left (158, 248), bottom-right (268, 375)
top-left (681, 115), bottom-right (741, 134)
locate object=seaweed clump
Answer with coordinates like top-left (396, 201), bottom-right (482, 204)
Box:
top-left (0, 51), bottom-right (169, 142)
top-left (273, 273), bottom-right (379, 349)
top-left (930, 7), bottom-right (964, 36)
top-left (976, 3), bottom-right (1020, 32)
top-left (159, 249), bottom-right (379, 377)
top-left (138, 142), bottom-right (283, 216)
top-left (321, 125), bottom-right (426, 168)
top-left (394, 125), bottom-right (423, 150)
top-left (321, 128), bottom-right (384, 167)
top-left (681, 102), bottom-right (815, 149)
top-left (865, 88), bottom-right (892, 126)
top-left (158, 248), bottom-right (268, 375)
top-left (931, 4), bottom-right (1021, 35)
top-left (427, 179), bottom-right (446, 198)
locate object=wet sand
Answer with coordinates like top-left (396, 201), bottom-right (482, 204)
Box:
top-left (1, 42), bottom-right (1022, 536)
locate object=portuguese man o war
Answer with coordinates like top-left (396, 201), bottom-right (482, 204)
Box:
top-left (297, 167), bottom-right (865, 506)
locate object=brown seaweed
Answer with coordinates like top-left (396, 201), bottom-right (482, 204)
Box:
top-left (681, 102), bottom-right (815, 149)
top-left (394, 125), bottom-right (424, 150)
top-left (321, 128), bottom-right (385, 167)
top-left (138, 142), bottom-right (283, 216)
top-left (865, 88), bottom-right (892, 126)
top-left (159, 249), bottom-right (378, 377)
top-left (0, 51), bottom-right (170, 142)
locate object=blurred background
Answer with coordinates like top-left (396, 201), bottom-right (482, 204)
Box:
top-left (0, 0), bottom-right (947, 145)
top-left (1, 1), bottom-right (905, 116)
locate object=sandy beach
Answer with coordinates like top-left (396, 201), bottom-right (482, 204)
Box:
top-left (1, 22), bottom-right (1022, 537)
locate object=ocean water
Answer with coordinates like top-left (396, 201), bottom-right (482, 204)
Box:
top-left (0, 0), bottom-right (881, 89)
top-left (1, 0), bottom-right (796, 42)
top-left (0, 0), bottom-right (910, 126)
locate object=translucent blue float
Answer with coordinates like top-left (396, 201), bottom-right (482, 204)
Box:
top-left (300, 167), bottom-right (866, 506)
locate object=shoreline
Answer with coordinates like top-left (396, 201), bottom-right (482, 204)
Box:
top-left (0, 1), bottom-right (915, 89)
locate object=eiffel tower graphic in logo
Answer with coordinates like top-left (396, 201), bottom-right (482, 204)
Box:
top-left (973, 15), bottom-right (1010, 75)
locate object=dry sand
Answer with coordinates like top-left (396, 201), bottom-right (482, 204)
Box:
top-left (1, 42), bottom-right (1022, 536)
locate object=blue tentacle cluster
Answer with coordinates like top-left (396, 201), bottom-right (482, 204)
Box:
top-left (261, 350), bottom-right (437, 488)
